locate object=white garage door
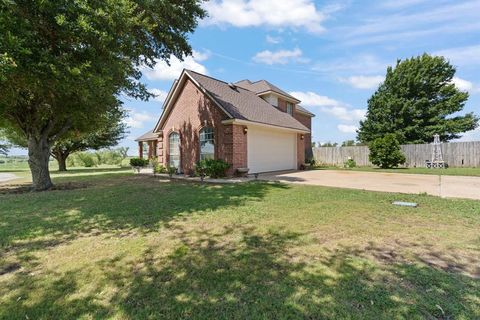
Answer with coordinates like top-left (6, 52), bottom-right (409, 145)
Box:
top-left (247, 126), bottom-right (297, 173)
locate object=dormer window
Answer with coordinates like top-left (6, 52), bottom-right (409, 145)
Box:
top-left (262, 94), bottom-right (278, 107)
top-left (286, 102), bottom-right (293, 115)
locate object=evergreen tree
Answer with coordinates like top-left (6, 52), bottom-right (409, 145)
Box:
top-left (358, 54), bottom-right (478, 144)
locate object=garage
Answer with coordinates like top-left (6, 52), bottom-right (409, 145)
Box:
top-left (247, 125), bottom-right (297, 173)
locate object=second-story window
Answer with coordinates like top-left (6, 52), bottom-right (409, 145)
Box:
top-left (286, 102), bottom-right (293, 115)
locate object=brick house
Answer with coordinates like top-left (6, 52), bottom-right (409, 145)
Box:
top-left (135, 69), bottom-right (314, 175)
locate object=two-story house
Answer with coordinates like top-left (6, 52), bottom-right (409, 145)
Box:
top-left (136, 69), bottom-right (314, 175)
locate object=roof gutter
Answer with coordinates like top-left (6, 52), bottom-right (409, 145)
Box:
top-left (221, 119), bottom-right (310, 133)
top-left (257, 90), bottom-right (301, 104)
top-left (296, 109), bottom-right (315, 117)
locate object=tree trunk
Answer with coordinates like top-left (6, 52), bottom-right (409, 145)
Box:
top-left (28, 136), bottom-right (53, 191)
top-left (57, 155), bottom-right (67, 172)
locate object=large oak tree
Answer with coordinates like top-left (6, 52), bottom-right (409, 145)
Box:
top-left (0, 0), bottom-right (206, 190)
top-left (51, 107), bottom-right (127, 171)
top-left (357, 54), bottom-right (478, 144)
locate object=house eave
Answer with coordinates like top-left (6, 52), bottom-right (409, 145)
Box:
top-left (257, 90), bottom-right (301, 104)
top-left (221, 119), bottom-right (310, 133)
top-left (296, 109), bottom-right (315, 117)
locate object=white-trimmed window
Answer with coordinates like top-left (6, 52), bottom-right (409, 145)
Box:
top-left (168, 132), bottom-right (180, 167)
top-left (286, 102), bottom-right (294, 115)
top-left (142, 142), bottom-right (149, 158)
top-left (199, 127), bottom-right (214, 160)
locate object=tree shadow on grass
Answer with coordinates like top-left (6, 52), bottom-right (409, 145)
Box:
top-left (0, 176), bottom-right (289, 254)
top-left (1, 225), bottom-right (479, 319)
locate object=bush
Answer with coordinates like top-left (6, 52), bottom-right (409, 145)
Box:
top-left (76, 152), bottom-right (96, 167)
top-left (344, 158), bottom-right (356, 168)
top-left (166, 165), bottom-right (177, 177)
top-left (130, 157), bottom-right (149, 167)
top-left (94, 149), bottom-right (124, 166)
top-left (196, 158), bottom-right (231, 178)
top-left (154, 163), bottom-right (167, 174)
top-left (369, 134), bottom-right (406, 168)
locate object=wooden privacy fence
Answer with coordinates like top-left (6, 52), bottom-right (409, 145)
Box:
top-left (313, 141), bottom-right (480, 167)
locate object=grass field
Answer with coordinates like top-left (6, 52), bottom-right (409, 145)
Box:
top-left (0, 169), bottom-right (479, 319)
top-left (316, 165), bottom-right (480, 177)
top-left (0, 156), bottom-right (133, 173)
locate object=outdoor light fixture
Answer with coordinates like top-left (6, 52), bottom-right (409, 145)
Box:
top-left (300, 134), bottom-right (304, 140)
top-left (243, 127), bottom-right (248, 134)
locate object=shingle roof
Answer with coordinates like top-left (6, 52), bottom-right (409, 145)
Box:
top-left (235, 79), bottom-right (300, 102)
top-left (296, 105), bottom-right (315, 117)
top-left (186, 70), bottom-right (309, 131)
top-left (135, 130), bottom-right (159, 142)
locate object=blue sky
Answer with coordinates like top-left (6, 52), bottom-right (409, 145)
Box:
top-left (9, 0), bottom-right (480, 155)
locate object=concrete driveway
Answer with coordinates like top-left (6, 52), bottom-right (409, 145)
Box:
top-left (260, 170), bottom-right (480, 200)
top-left (0, 173), bottom-right (17, 183)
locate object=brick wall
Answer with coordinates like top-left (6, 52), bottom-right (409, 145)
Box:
top-left (222, 124), bottom-right (248, 175)
top-left (293, 112), bottom-right (313, 160)
top-left (278, 98), bottom-right (313, 161)
top-left (277, 98), bottom-right (288, 113)
top-left (158, 78), bottom-right (232, 174)
top-left (297, 133), bottom-right (306, 168)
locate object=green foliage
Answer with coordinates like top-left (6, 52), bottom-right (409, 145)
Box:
top-left (66, 149), bottom-right (127, 167)
top-left (95, 149), bottom-right (125, 166)
top-left (166, 165), bottom-right (177, 177)
top-left (0, 130), bottom-right (9, 156)
top-left (150, 158), bottom-right (166, 174)
top-left (369, 134), bottom-right (406, 169)
top-left (154, 164), bottom-right (167, 174)
top-left (344, 158), bottom-right (357, 168)
top-left (341, 140), bottom-right (356, 147)
top-left (130, 158), bottom-right (149, 167)
top-left (196, 159), bottom-right (231, 178)
top-left (321, 142), bottom-right (339, 147)
top-left (51, 108), bottom-right (128, 167)
top-left (0, 0), bottom-right (206, 189)
top-left (76, 153), bottom-right (96, 168)
top-left (358, 54), bottom-right (479, 144)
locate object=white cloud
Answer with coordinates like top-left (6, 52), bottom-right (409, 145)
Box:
top-left (192, 50), bottom-right (210, 62)
top-left (290, 91), bottom-right (366, 122)
top-left (142, 50), bottom-right (209, 81)
top-left (435, 45), bottom-right (480, 67)
top-left (337, 124), bottom-right (358, 133)
top-left (452, 77), bottom-right (473, 92)
top-left (253, 48), bottom-right (306, 65)
top-left (148, 88), bottom-right (168, 103)
top-left (340, 75), bottom-right (384, 89)
top-left (266, 35), bottom-right (282, 44)
top-left (124, 110), bottom-right (156, 129)
top-left (457, 127), bottom-right (480, 142)
top-left (202, 0), bottom-right (326, 33)
top-left (338, 2), bottom-right (480, 46)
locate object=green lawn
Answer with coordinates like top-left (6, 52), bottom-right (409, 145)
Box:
top-left (316, 165), bottom-right (480, 176)
top-left (1, 170), bottom-right (479, 319)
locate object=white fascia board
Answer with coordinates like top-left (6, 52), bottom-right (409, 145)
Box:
top-left (221, 119), bottom-right (310, 133)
